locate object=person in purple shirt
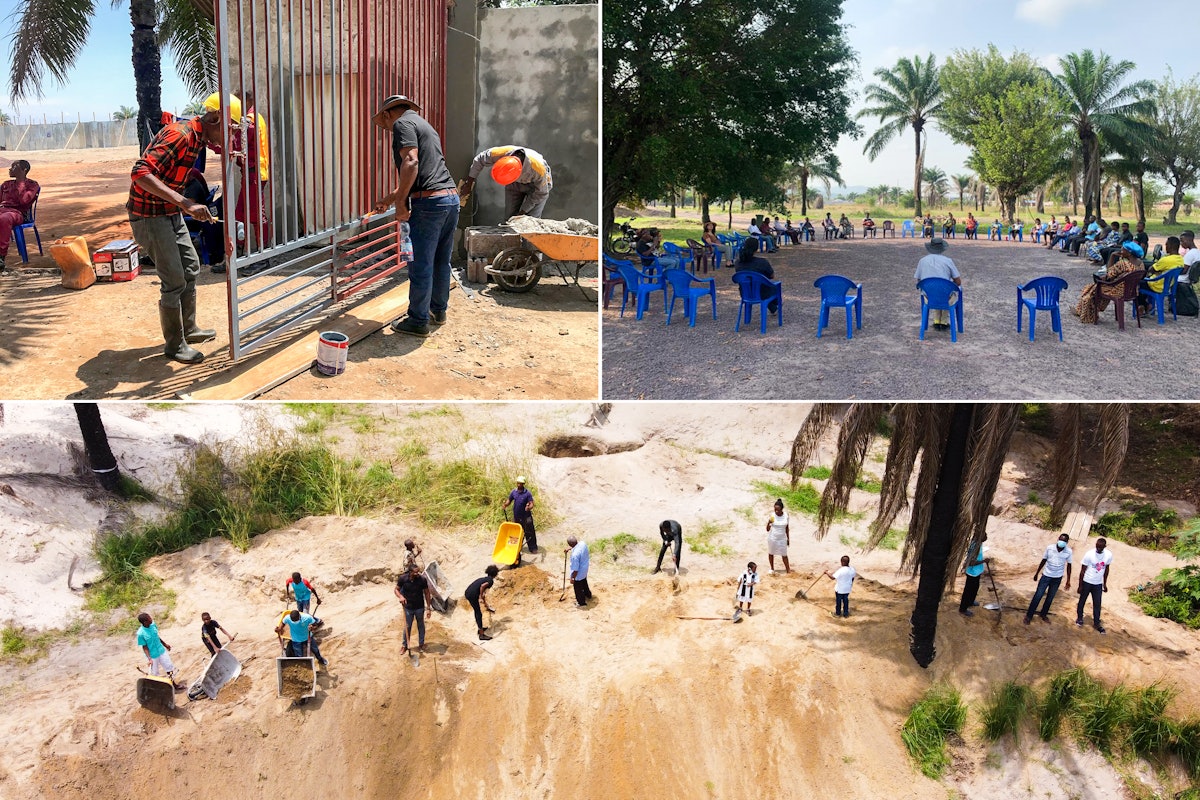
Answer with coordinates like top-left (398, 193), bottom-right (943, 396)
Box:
top-left (501, 475), bottom-right (537, 565)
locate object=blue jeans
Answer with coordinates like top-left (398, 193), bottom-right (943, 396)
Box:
top-left (287, 637), bottom-right (326, 665)
top-left (835, 593), bottom-right (849, 617)
top-left (1025, 574), bottom-right (1062, 619)
top-left (403, 605), bottom-right (426, 648)
top-left (406, 195), bottom-right (459, 324)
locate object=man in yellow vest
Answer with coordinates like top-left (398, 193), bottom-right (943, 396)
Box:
top-left (460, 145), bottom-right (552, 219)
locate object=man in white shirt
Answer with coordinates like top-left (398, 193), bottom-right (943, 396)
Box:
top-left (914, 237), bottom-right (962, 331)
top-left (1075, 537), bottom-right (1113, 634)
top-left (1024, 533), bottom-right (1072, 624)
top-left (824, 555), bottom-right (857, 618)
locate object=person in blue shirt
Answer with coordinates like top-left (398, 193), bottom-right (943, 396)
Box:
top-left (275, 609), bottom-right (328, 667)
top-left (137, 612), bottom-right (185, 689)
top-left (567, 536), bottom-right (592, 607)
top-left (286, 571), bottom-right (323, 626)
top-left (958, 533), bottom-right (988, 617)
top-left (502, 476), bottom-right (537, 566)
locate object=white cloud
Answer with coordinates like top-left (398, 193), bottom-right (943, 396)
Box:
top-left (1015, 0), bottom-right (1094, 24)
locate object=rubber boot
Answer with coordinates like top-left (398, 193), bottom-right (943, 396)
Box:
top-left (159, 302), bottom-right (205, 364)
top-left (181, 287), bottom-right (216, 344)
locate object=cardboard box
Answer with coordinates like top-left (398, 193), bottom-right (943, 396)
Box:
top-left (93, 240), bottom-right (140, 282)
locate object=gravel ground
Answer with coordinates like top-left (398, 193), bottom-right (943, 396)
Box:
top-left (602, 234), bottom-right (1198, 400)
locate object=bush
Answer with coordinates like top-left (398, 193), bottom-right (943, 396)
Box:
top-left (1093, 502), bottom-right (1185, 550)
top-left (1172, 718), bottom-right (1200, 780)
top-left (1127, 685), bottom-right (1174, 758)
top-left (981, 681), bottom-right (1034, 742)
top-left (901, 684), bottom-right (967, 779)
top-left (755, 480), bottom-right (821, 517)
top-left (1075, 684), bottom-right (1133, 755)
top-left (1039, 668), bottom-right (1097, 741)
top-left (1130, 565), bottom-right (1200, 629)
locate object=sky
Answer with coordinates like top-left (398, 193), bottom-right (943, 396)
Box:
top-left (831, 0), bottom-right (1200, 190)
top-left (2, 3), bottom-right (192, 123)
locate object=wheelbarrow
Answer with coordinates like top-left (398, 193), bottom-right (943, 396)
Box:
top-left (486, 232), bottom-right (599, 296)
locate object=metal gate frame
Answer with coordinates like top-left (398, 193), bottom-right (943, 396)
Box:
top-left (213, 0), bottom-right (447, 361)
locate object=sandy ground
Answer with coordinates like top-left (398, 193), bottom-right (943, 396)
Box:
top-left (1, 402), bottom-right (1197, 799)
top-left (0, 148), bottom-right (598, 400)
top-left (603, 232), bottom-right (1198, 400)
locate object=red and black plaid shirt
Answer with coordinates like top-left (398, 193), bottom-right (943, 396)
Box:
top-left (126, 117), bottom-right (205, 218)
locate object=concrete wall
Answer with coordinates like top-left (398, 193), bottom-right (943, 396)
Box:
top-left (0, 120), bottom-right (139, 151)
top-left (469, 4), bottom-right (598, 225)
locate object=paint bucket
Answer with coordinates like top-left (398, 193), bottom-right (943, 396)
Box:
top-left (315, 331), bottom-right (349, 375)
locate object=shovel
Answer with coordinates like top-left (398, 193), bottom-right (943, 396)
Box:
top-left (796, 573), bottom-right (823, 600)
top-left (558, 549), bottom-right (569, 602)
top-left (983, 560), bottom-right (1002, 617)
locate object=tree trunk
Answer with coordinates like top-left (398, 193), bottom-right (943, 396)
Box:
top-left (910, 404), bottom-right (975, 668)
top-left (74, 403), bottom-right (121, 492)
top-left (800, 173), bottom-right (809, 217)
top-left (728, 201), bottom-right (733, 230)
top-left (959, 192), bottom-right (965, 212)
top-left (1115, 185), bottom-right (1122, 217)
top-left (131, 0), bottom-right (164, 154)
top-left (913, 126), bottom-right (924, 218)
top-left (1080, 129), bottom-right (1100, 222)
top-left (1168, 175), bottom-right (1184, 225)
top-left (1132, 173), bottom-right (1146, 226)
top-left (999, 192), bottom-right (1016, 225)
top-left (669, 190), bottom-right (676, 218)
top-left (1036, 188), bottom-right (1045, 214)
top-left (701, 195), bottom-right (711, 225)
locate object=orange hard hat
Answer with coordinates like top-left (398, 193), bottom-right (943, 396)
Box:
top-left (491, 155), bottom-right (523, 186)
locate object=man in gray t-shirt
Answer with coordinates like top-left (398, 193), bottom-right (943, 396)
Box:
top-left (914, 237), bottom-right (961, 330)
top-left (372, 94), bottom-right (459, 338)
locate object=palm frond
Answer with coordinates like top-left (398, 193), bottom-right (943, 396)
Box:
top-left (8, 0), bottom-right (97, 102)
top-left (816, 404), bottom-right (886, 539)
top-left (947, 404), bottom-right (1019, 584)
top-left (157, 0), bottom-right (217, 97)
top-left (1093, 403), bottom-right (1130, 509)
top-left (789, 403), bottom-right (840, 489)
top-left (1049, 405), bottom-right (1083, 525)
top-left (867, 404), bottom-right (920, 548)
top-left (899, 406), bottom-right (954, 574)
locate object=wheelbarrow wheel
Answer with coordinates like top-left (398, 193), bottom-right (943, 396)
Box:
top-left (491, 247), bottom-right (541, 293)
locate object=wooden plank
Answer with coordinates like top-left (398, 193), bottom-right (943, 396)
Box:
top-left (1061, 504), bottom-right (1094, 541)
top-left (179, 281), bottom-right (411, 401)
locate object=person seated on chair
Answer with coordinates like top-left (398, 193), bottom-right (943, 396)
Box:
top-left (988, 219), bottom-right (1003, 240)
top-left (838, 214), bottom-right (853, 239)
top-left (772, 215), bottom-right (787, 244)
top-left (964, 212), bottom-right (978, 240)
top-left (801, 217), bottom-right (815, 241)
top-left (862, 214), bottom-right (876, 237)
top-left (784, 218), bottom-right (799, 244)
top-left (1072, 240), bottom-right (1144, 324)
top-left (942, 212), bottom-right (956, 238)
top-left (182, 168), bottom-right (226, 274)
top-left (918, 214), bottom-right (932, 239)
top-left (1009, 219), bottom-right (1024, 242)
top-left (1176, 230), bottom-right (1200, 316)
top-left (702, 221), bottom-right (733, 266)
top-left (1134, 220), bottom-right (1149, 254)
top-left (757, 217), bottom-right (779, 251)
top-left (913, 237), bottom-right (961, 332)
top-left (1031, 217), bottom-right (1044, 243)
top-left (1095, 221), bottom-right (1131, 266)
top-left (734, 235), bottom-right (778, 315)
top-left (1085, 220), bottom-right (1120, 263)
top-left (636, 228), bottom-right (680, 271)
top-left (823, 213), bottom-right (836, 240)
top-left (1137, 235), bottom-right (1184, 316)
top-left (0, 159), bottom-right (40, 270)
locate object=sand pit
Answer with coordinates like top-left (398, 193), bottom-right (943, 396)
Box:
top-left (1, 402), bottom-right (1197, 799)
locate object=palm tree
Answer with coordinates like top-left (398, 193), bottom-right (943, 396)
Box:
top-left (74, 403), bottom-right (122, 492)
top-left (9, 0), bottom-right (216, 152)
top-left (790, 151), bottom-right (844, 216)
top-left (0, 109), bottom-right (10, 125)
top-left (1049, 50), bottom-right (1155, 222)
top-left (858, 54), bottom-right (943, 217)
top-left (921, 166), bottom-right (948, 209)
top-left (112, 105), bottom-right (137, 121)
top-left (951, 174), bottom-right (972, 211)
top-left (790, 404), bottom-right (1129, 668)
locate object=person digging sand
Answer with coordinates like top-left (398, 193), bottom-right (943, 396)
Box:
top-left (137, 612), bottom-right (185, 690)
top-left (465, 565), bottom-right (500, 641)
top-left (654, 520), bottom-right (683, 575)
top-left (823, 555), bottom-right (857, 618)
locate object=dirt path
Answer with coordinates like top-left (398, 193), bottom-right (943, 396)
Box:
top-left (0, 148), bottom-right (598, 400)
top-left (603, 234), bottom-right (1195, 400)
top-left (1, 402), bottom-right (1197, 800)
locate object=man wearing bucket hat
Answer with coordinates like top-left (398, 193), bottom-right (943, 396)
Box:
top-left (459, 145), bottom-right (553, 220)
top-left (501, 475), bottom-right (537, 566)
top-left (127, 93), bottom-right (237, 363)
top-left (913, 237), bottom-right (961, 331)
top-left (372, 94), bottom-right (458, 338)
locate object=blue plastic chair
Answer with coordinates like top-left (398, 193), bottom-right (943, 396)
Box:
top-left (12, 190), bottom-right (43, 263)
top-left (1017, 276), bottom-right (1068, 341)
top-left (614, 259), bottom-right (667, 320)
top-left (917, 277), bottom-right (964, 342)
top-left (664, 268), bottom-right (717, 327)
top-left (602, 254), bottom-right (628, 309)
top-left (732, 271), bottom-right (782, 334)
top-left (901, 220), bottom-right (915, 238)
top-left (661, 241), bottom-right (694, 273)
top-left (1139, 267), bottom-right (1183, 324)
top-left (814, 275), bottom-right (863, 339)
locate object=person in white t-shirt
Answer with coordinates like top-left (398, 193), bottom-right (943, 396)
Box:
top-left (766, 498), bottom-right (791, 574)
top-left (1024, 533), bottom-right (1073, 624)
top-left (1075, 537), bottom-right (1113, 634)
top-left (824, 555), bottom-right (857, 618)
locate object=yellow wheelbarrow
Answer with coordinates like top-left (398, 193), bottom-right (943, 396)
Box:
top-left (487, 232), bottom-right (599, 296)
